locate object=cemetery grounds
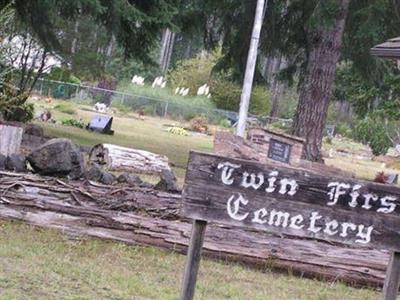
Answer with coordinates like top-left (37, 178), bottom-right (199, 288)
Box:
top-left (1, 98), bottom-right (399, 299)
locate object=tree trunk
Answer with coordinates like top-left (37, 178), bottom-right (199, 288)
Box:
top-left (0, 125), bottom-right (23, 156)
top-left (269, 55), bottom-right (287, 119)
top-left (0, 171), bottom-right (391, 288)
top-left (292, 0), bottom-right (351, 161)
top-left (159, 29), bottom-right (175, 73)
top-left (89, 143), bottom-right (171, 175)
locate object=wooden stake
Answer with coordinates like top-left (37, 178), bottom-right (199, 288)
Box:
top-left (382, 252), bottom-right (400, 300)
top-left (180, 220), bottom-right (207, 300)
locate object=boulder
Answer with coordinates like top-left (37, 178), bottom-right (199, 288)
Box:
top-left (100, 172), bottom-right (115, 185)
top-left (27, 138), bottom-right (84, 179)
top-left (0, 154), bottom-right (6, 170)
top-left (117, 173), bottom-right (143, 186)
top-left (155, 169), bottom-right (179, 192)
top-left (86, 165), bottom-right (115, 185)
top-left (5, 154), bottom-right (27, 172)
top-left (24, 124), bottom-right (44, 137)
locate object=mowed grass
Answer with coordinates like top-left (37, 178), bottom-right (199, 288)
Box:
top-left (33, 99), bottom-right (214, 179)
top-left (0, 221), bottom-right (381, 300)
top-left (6, 98), bottom-right (396, 299)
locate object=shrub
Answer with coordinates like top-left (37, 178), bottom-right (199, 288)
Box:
top-left (219, 118), bottom-right (231, 128)
top-left (167, 126), bottom-right (189, 136)
top-left (54, 102), bottom-right (76, 115)
top-left (335, 123), bottom-right (352, 137)
top-left (190, 116), bottom-right (208, 133)
top-left (353, 116), bottom-right (392, 156)
top-left (168, 51), bottom-right (218, 95)
top-left (210, 75), bottom-right (270, 116)
top-left (61, 118), bottom-right (85, 129)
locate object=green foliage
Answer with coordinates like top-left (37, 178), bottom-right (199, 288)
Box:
top-left (335, 123), bottom-right (352, 138)
top-left (167, 126), bottom-right (189, 136)
top-left (168, 51), bottom-right (218, 94)
top-left (54, 102), bottom-right (76, 115)
top-left (334, 62), bottom-right (400, 119)
top-left (353, 116), bottom-right (392, 156)
top-left (61, 118), bottom-right (85, 129)
top-left (219, 118), bottom-right (231, 128)
top-left (211, 75), bottom-right (270, 115)
top-left (46, 67), bottom-right (81, 84)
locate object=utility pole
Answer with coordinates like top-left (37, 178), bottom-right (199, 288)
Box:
top-left (236, 0), bottom-right (266, 137)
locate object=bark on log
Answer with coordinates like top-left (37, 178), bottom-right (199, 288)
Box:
top-left (0, 125), bottom-right (23, 156)
top-left (0, 171), bottom-right (391, 288)
top-left (89, 143), bottom-right (171, 175)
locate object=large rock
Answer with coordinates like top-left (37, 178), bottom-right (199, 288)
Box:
top-left (0, 154), bottom-right (6, 170)
top-left (117, 173), bottom-right (143, 186)
top-left (85, 165), bottom-right (115, 185)
top-left (155, 169), bottom-right (179, 192)
top-left (27, 138), bottom-right (84, 179)
top-left (5, 154), bottom-right (27, 172)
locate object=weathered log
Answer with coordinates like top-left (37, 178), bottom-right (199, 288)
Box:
top-left (0, 171), bottom-right (391, 288)
top-left (89, 143), bottom-right (171, 175)
top-left (0, 124), bottom-right (23, 156)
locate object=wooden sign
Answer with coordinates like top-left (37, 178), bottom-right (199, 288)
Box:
top-left (267, 138), bottom-right (291, 163)
top-left (179, 151), bottom-right (400, 300)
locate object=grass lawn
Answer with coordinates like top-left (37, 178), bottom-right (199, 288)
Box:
top-left (33, 99), bottom-right (214, 180)
top-left (3, 98), bottom-right (396, 299)
top-left (0, 221), bottom-right (381, 300)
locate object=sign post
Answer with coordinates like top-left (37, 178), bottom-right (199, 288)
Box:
top-left (180, 151), bottom-right (400, 299)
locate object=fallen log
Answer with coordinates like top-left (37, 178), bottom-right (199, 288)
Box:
top-left (89, 143), bottom-right (171, 175)
top-left (0, 171), bottom-right (390, 288)
top-left (0, 124), bottom-right (23, 156)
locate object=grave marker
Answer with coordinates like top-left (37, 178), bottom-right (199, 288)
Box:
top-left (180, 151), bottom-right (400, 300)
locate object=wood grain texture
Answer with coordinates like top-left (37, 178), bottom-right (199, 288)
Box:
top-left (182, 152), bottom-right (400, 251)
top-left (0, 125), bottom-right (23, 156)
top-left (382, 252), bottom-right (400, 300)
top-left (180, 220), bottom-right (207, 300)
top-left (89, 143), bottom-right (171, 174)
top-left (0, 170), bottom-right (394, 288)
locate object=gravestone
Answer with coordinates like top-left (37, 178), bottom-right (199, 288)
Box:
top-left (86, 115), bottom-right (114, 135)
top-left (267, 139), bottom-right (291, 163)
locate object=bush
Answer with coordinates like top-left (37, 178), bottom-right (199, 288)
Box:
top-left (335, 123), bottom-right (352, 137)
top-left (219, 118), bottom-right (231, 128)
top-left (353, 117), bottom-right (392, 156)
top-left (54, 102), bottom-right (76, 115)
top-left (190, 116), bottom-right (208, 133)
top-left (168, 51), bottom-right (218, 95)
top-left (210, 75), bottom-right (270, 115)
top-left (167, 126), bottom-right (189, 136)
top-left (61, 118), bottom-right (85, 129)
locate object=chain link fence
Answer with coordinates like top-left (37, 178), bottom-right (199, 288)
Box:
top-left (33, 78), bottom-right (292, 128)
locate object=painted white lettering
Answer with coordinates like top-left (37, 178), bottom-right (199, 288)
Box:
top-left (218, 162), bottom-right (241, 185)
top-left (308, 212), bottom-right (322, 233)
top-left (289, 215), bottom-right (304, 230)
top-left (349, 184), bottom-right (362, 208)
top-left (268, 210), bottom-right (290, 227)
top-left (323, 220), bottom-right (339, 235)
top-left (241, 172), bottom-right (264, 190)
top-left (327, 182), bottom-right (350, 206)
top-left (361, 193), bottom-right (378, 210)
top-left (378, 196), bottom-right (397, 214)
top-left (226, 194), bottom-right (249, 221)
top-left (252, 208), bottom-right (268, 224)
top-left (355, 225), bottom-right (373, 244)
top-left (340, 222), bottom-right (357, 237)
top-left (278, 178), bottom-right (299, 196)
top-left (265, 171), bottom-right (278, 193)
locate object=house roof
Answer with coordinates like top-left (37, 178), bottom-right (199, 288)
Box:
top-left (370, 36), bottom-right (400, 59)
